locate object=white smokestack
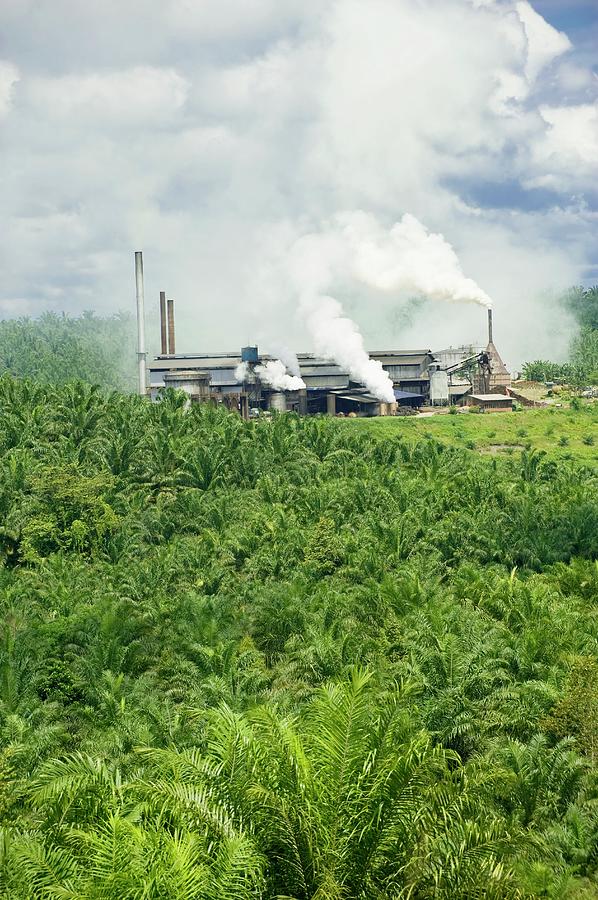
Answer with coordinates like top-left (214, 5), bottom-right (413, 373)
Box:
top-left (134, 250), bottom-right (147, 396)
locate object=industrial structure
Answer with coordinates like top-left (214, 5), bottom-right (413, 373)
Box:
top-left (462, 393), bottom-right (514, 413)
top-left (136, 252), bottom-right (511, 417)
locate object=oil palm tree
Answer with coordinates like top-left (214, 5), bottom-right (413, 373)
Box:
top-left (141, 669), bottom-right (525, 898)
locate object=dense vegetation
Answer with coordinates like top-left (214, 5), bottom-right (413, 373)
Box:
top-left (0, 312), bottom-right (137, 391)
top-left (522, 287), bottom-right (598, 385)
top-left (1, 374), bottom-right (598, 898)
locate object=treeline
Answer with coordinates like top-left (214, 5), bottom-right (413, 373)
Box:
top-left (0, 312), bottom-right (137, 391)
top-left (522, 287), bottom-right (598, 385)
top-left (0, 377), bottom-right (598, 897)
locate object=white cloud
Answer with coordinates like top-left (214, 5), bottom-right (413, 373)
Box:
top-left (0, 61), bottom-right (19, 117)
top-left (515, 0), bottom-right (571, 82)
top-left (526, 103), bottom-right (598, 189)
top-left (26, 67), bottom-right (189, 123)
top-left (0, 0), bottom-right (596, 367)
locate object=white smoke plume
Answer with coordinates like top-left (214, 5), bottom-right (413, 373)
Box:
top-left (344, 212), bottom-right (494, 309)
top-left (234, 361), bottom-right (250, 383)
top-left (286, 210), bottom-right (493, 401)
top-left (256, 359), bottom-right (305, 391)
top-left (234, 359), bottom-right (305, 391)
top-left (301, 293), bottom-right (396, 402)
top-left (267, 343), bottom-right (302, 378)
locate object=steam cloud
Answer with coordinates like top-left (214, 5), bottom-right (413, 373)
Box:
top-left (288, 210), bottom-right (493, 402)
top-left (235, 359), bottom-right (305, 391)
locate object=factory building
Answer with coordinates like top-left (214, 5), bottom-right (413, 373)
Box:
top-left (462, 393), bottom-right (514, 413)
top-left (149, 348), bottom-right (430, 416)
top-left (138, 259), bottom-right (510, 417)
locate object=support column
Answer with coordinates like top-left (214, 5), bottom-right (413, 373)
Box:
top-left (298, 389), bottom-right (308, 416)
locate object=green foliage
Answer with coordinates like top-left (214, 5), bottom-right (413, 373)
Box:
top-left (562, 286), bottom-right (598, 331)
top-left (303, 516), bottom-right (344, 577)
top-left (0, 311), bottom-right (136, 390)
top-left (521, 359), bottom-right (574, 383)
top-left (544, 658), bottom-right (598, 765)
top-left (521, 286), bottom-right (598, 388)
top-left (0, 374), bottom-right (596, 897)
top-left (571, 326), bottom-right (598, 382)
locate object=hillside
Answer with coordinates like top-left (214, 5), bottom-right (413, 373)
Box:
top-left (1, 377), bottom-right (598, 898)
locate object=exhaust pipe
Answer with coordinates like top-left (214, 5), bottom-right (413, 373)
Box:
top-left (167, 297), bottom-right (176, 355)
top-left (134, 251), bottom-right (147, 396)
top-left (160, 291), bottom-right (167, 355)
top-left (488, 308), bottom-right (493, 345)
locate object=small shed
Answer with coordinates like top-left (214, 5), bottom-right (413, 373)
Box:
top-left (461, 393), bottom-right (513, 412)
top-left (394, 389), bottom-right (424, 409)
top-left (335, 392), bottom-right (385, 417)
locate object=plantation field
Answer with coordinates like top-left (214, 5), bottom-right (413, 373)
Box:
top-left (1, 375), bottom-right (598, 898)
top-left (347, 404), bottom-right (598, 464)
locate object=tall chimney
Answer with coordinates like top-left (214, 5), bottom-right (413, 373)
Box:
top-left (159, 291), bottom-right (167, 355)
top-left (167, 297), bottom-right (176, 355)
top-left (134, 251), bottom-right (147, 396)
top-left (488, 308), bottom-right (493, 345)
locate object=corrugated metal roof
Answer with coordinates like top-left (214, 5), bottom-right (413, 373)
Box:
top-left (336, 393), bottom-right (379, 404)
top-left (469, 394), bottom-right (512, 402)
top-left (393, 376), bottom-right (430, 382)
top-left (394, 389), bottom-right (423, 400)
top-left (151, 357), bottom-right (242, 371)
top-left (299, 366), bottom-right (345, 376)
top-left (370, 349), bottom-right (432, 357)
top-left (378, 358), bottom-right (430, 367)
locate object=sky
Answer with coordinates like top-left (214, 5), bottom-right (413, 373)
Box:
top-left (1, 0), bottom-right (597, 369)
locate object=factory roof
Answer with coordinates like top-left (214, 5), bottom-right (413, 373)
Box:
top-left (394, 389), bottom-right (423, 400)
top-left (149, 350), bottom-right (435, 377)
top-left (469, 393), bottom-right (512, 402)
top-left (369, 349), bottom-right (432, 357)
top-left (391, 375), bottom-right (430, 382)
top-left (151, 356), bottom-right (242, 371)
top-left (486, 341), bottom-right (510, 375)
top-left (336, 393), bottom-right (380, 404)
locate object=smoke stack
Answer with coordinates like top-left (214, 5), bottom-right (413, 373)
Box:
top-left (134, 251), bottom-right (147, 396)
top-left (488, 308), bottom-right (493, 345)
top-left (160, 291), bottom-right (167, 355)
top-left (167, 297), bottom-right (176, 355)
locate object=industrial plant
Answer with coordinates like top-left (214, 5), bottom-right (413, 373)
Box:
top-left (135, 252), bottom-right (512, 417)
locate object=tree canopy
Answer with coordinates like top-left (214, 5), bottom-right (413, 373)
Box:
top-left (0, 376), bottom-right (597, 897)
top-left (0, 312), bottom-right (137, 391)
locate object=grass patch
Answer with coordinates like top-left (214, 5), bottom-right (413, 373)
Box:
top-left (344, 405), bottom-right (598, 464)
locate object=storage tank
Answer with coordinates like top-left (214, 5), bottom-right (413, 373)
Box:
top-left (241, 346), bottom-right (259, 364)
top-left (269, 392), bottom-right (287, 413)
top-left (163, 370), bottom-right (211, 406)
top-left (429, 365), bottom-right (449, 406)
